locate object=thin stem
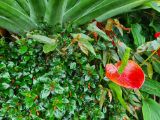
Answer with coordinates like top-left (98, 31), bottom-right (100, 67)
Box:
top-left (140, 46), bottom-right (160, 67)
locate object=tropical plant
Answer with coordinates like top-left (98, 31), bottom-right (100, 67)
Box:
top-left (0, 0), bottom-right (158, 34)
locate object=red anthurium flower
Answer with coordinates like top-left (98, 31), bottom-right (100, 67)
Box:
top-left (105, 60), bottom-right (145, 89)
top-left (154, 32), bottom-right (160, 38)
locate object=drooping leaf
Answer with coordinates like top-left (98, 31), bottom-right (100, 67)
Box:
top-left (142, 98), bottom-right (160, 120)
top-left (131, 23), bottom-right (145, 46)
top-left (141, 79), bottom-right (160, 97)
top-left (109, 82), bottom-right (127, 109)
top-left (27, 34), bottom-right (56, 44)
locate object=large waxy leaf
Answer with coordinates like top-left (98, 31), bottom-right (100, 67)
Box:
top-left (0, 1), bottom-right (37, 33)
top-left (131, 23), bottom-right (145, 46)
top-left (141, 79), bottom-right (160, 97)
top-left (142, 98), bottom-right (160, 120)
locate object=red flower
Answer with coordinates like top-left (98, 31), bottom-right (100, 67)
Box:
top-left (105, 60), bottom-right (145, 89)
top-left (154, 32), bottom-right (160, 38)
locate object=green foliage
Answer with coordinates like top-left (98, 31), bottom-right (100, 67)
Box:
top-left (141, 80), bottom-right (160, 97)
top-left (0, 39), bottom-right (105, 119)
top-left (142, 98), bottom-right (160, 120)
top-left (0, 0), bottom-right (156, 34)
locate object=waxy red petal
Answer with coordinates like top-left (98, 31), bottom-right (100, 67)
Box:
top-left (105, 60), bottom-right (145, 89)
top-left (154, 32), bottom-right (160, 38)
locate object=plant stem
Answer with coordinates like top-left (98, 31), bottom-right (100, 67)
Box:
top-left (140, 46), bottom-right (160, 66)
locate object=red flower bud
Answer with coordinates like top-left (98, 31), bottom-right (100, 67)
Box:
top-left (105, 60), bottom-right (145, 89)
top-left (154, 32), bottom-right (160, 38)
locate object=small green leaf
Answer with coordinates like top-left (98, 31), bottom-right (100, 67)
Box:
top-left (131, 23), bottom-right (145, 46)
top-left (43, 44), bottom-right (57, 53)
top-left (79, 38), bottom-right (96, 56)
top-left (40, 89), bottom-right (50, 99)
top-left (99, 64), bottom-right (104, 80)
top-left (142, 98), bottom-right (160, 120)
top-left (87, 22), bottom-right (109, 41)
top-left (70, 62), bottom-right (76, 70)
top-left (2, 83), bottom-right (10, 89)
top-left (99, 86), bottom-right (107, 109)
top-left (146, 62), bottom-right (153, 79)
top-left (18, 46), bottom-right (28, 54)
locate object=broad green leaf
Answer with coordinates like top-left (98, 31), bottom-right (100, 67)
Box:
top-left (109, 82), bottom-right (127, 109)
top-left (43, 44), bottom-right (57, 53)
top-left (142, 98), bottom-right (160, 120)
top-left (87, 22), bottom-right (110, 41)
top-left (27, 34), bottom-right (56, 44)
top-left (141, 80), bottom-right (160, 97)
top-left (118, 47), bottom-right (131, 74)
top-left (131, 23), bottom-right (145, 46)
